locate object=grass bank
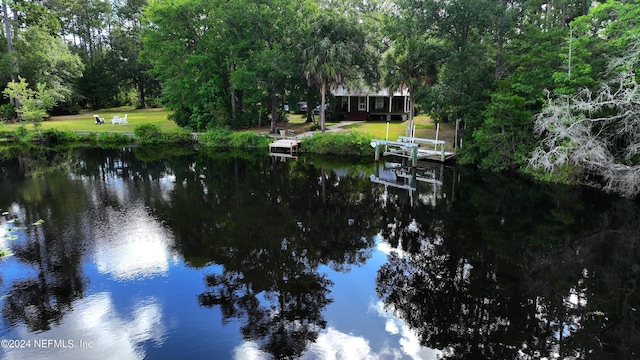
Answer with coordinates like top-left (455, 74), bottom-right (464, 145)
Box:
top-left (0, 109), bottom-right (455, 157)
top-left (2, 108), bottom-right (178, 133)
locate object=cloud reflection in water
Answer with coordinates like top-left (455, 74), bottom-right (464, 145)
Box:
top-left (92, 204), bottom-right (179, 281)
top-left (3, 293), bottom-right (166, 360)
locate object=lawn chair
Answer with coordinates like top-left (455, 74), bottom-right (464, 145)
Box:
top-left (94, 115), bottom-right (105, 124)
top-left (111, 114), bottom-right (129, 124)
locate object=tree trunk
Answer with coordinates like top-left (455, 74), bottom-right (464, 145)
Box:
top-left (138, 76), bottom-right (146, 108)
top-left (269, 79), bottom-right (277, 134)
top-left (2, 0), bottom-right (17, 106)
top-left (305, 85), bottom-right (314, 123)
top-left (494, 0), bottom-right (507, 81)
top-left (231, 88), bottom-right (237, 123)
top-left (320, 81), bottom-right (326, 132)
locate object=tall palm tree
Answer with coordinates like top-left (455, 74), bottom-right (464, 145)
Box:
top-left (381, 42), bottom-right (439, 136)
top-left (303, 37), bottom-right (353, 132)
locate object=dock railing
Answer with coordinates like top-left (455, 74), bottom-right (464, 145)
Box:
top-left (397, 136), bottom-right (447, 162)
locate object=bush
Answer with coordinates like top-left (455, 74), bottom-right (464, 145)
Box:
top-left (97, 132), bottom-right (134, 143)
top-left (134, 123), bottom-right (162, 144)
top-left (199, 127), bottom-right (233, 147)
top-left (169, 107), bottom-right (192, 128)
top-left (159, 131), bottom-right (195, 144)
top-left (0, 130), bottom-right (19, 142)
top-left (199, 128), bottom-right (270, 148)
top-left (0, 104), bottom-right (16, 123)
top-left (39, 129), bottom-right (82, 144)
top-left (300, 131), bottom-right (373, 157)
top-left (228, 131), bottom-right (271, 148)
top-left (134, 123), bottom-right (162, 139)
top-left (134, 124), bottom-right (194, 144)
top-left (15, 126), bottom-right (29, 140)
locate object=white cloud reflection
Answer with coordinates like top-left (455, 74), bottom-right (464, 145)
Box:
top-left (233, 304), bottom-right (441, 360)
top-left (3, 293), bottom-right (166, 360)
top-left (371, 301), bottom-right (442, 360)
top-left (93, 204), bottom-right (179, 280)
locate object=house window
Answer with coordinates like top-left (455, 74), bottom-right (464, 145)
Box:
top-left (375, 97), bottom-right (384, 111)
top-left (358, 97), bottom-right (366, 111)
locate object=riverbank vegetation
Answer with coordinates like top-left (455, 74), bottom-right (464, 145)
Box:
top-left (1, 0), bottom-right (639, 195)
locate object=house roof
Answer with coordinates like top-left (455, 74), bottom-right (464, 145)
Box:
top-left (330, 85), bottom-right (410, 97)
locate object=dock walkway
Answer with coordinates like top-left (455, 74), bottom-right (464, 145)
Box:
top-left (371, 136), bottom-right (456, 164)
top-left (269, 138), bottom-right (300, 155)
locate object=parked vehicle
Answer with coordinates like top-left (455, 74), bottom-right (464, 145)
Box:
top-left (297, 102), bottom-right (308, 113)
top-left (313, 104), bottom-right (328, 113)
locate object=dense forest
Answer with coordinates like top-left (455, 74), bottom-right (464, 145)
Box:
top-left (1, 0), bottom-right (639, 193)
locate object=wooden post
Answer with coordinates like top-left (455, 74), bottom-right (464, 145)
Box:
top-left (411, 146), bottom-right (417, 167)
top-left (410, 167), bottom-right (417, 189)
top-left (454, 119), bottom-right (459, 149)
top-left (385, 121), bottom-right (389, 153)
top-left (441, 142), bottom-right (445, 162)
top-left (374, 143), bottom-right (380, 162)
top-left (385, 122), bottom-right (389, 141)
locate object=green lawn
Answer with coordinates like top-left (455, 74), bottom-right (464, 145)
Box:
top-left (345, 114), bottom-right (452, 136)
top-left (1, 108), bottom-right (179, 133)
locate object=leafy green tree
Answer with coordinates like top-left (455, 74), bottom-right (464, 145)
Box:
top-left (303, 12), bottom-right (376, 132)
top-left (3, 76), bottom-right (56, 131)
top-left (143, 0), bottom-right (228, 130)
top-left (13, 26), bottom-right (83, 103)
top-left (75, 57), bottom-right (120, 109)
top-left (462, 26), bottom-right (565, 170)
top-left (381, 38), bottom-right (443, 135)
top-left (111, 0), bottom-right (159, 108)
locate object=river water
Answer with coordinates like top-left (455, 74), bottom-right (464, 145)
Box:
top-left (0, 146), bottom-right (637, 359)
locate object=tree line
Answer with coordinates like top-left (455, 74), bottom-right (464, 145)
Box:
top-left (1, 0), bottom-right (639, 192)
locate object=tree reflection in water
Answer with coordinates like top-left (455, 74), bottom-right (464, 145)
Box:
top-left (147, 157), bottom-right (382, 358)
top-left (0, 146), bottom-right (176, 333)
top-left (2, 147), bottom-right (637, 359)
top-left (376, 168), bottom-right (640, 359)
top-left (0, 149), bottom-right (87, 332)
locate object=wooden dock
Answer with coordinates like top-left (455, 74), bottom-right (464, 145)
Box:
top-left (269, 139), bottom-right (301, 157)
top-left (371, 136), bottom-right (456, 165)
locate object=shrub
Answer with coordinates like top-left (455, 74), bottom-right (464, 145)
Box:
top-left (301, 131), bottom-right (373, 157)
top-left (39, 129), bottom-right (81, 144)
top-left (228, 131), bottom-right (270, 148)
top-left (169, 107), bottom-right (192, 128)
top-left (199, 127), bottom-right (233, 147)
top-left (159, 131), bottom-right (195, 144)
top-left (0, 130), bottom-right (19, 142)
top-left (0, 104), bottom-right (16, 122)
top-left (15, 126), bottom-right (29, 141)
top-left (134, 123), bottom-right (162, 140)
top-left (199, 128), bottom-right (270, 148)
top-left (134, 123), bottom-right (162, 144)
top-left (97, 132), bottom-right (133, 143)
top-left (134, 124), bottom-right (194, 144)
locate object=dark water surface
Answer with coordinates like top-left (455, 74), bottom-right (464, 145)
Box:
top-left (0, 146), bottom-right (638, 359)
